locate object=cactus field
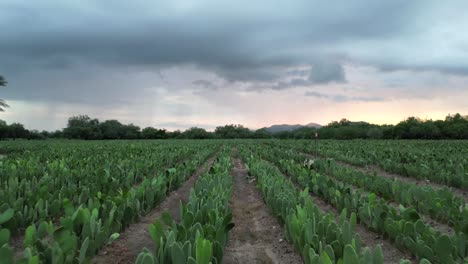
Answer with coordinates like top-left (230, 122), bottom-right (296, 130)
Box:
top-left (0, 140), bottom-right (467, 264)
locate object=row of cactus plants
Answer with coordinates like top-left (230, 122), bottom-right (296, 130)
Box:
top-left (262, 142), bottom-right (468, 235)
top-left (269, 139), bottom-right (468, 189)
top-left (0, 142), bottom-right (219, 263)
top-left (238, 147), bottom-right (387, 264)
top-left (250, 144), bottom-right (465, 263)
top-left (316, 159), bottom-right (468, 235)
top-left (0, 141), bottom-right (208, 233)
top-left (136, 148), bottom-right (233, 264)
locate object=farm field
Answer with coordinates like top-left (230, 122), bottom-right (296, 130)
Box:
top-left (0, 139), bottom-right (467, 264)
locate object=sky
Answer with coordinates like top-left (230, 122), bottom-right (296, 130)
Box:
top-left (1, 0), bottom-right (468, 131)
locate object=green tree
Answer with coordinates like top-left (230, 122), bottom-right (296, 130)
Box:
top-left (442, 113), bottom-right (468, 139)
top-left (8, 123), bottom-right (28, 139)
top-left (0, 75), bottom-right (9, 111)
top-left (141, 127), bottom-right (167, 139)
top-left (63, 115), bottom-right (102, 139)
top-left (253, 128), bottom-right (271, 139)
top-left (168, 130), bottom-right (182, 139)
top-left (99, 120), bottom-right (124, 139)
top-left (0, 120), bottom-right (8, 139)
top-left (366, 127), bottom-right (383, 139)
top-left (28, 130), bottom-right (46, 140)
top-left (182, 127), bottom-right (212, 139)
top-left (291, 127), bottom-right (316, 139)
top-left (123, 123), bottom-right (141, 139)
top-left (214, 124), bottom-right (252, 138)
top-left (381, 125), bottom-right (395, 139)
top-left (49, 130), bottom-right (64, 138)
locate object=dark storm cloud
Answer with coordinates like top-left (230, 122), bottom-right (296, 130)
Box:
top-left (262, 61), bottom-right (347, 90)
top-left (0, 1), bottom-right (431, 79)
top-left (193, 80), bottom-right (218, 90)
top-left (0, 0), bottom-right (467, 103)
top-left (308, 62), bottom-right (346, 84)
top-left (304, 91), bottom-right (385, 102)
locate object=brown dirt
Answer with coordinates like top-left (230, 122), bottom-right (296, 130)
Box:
top-left (419, 214), bottom-right (455, 236)
top-left (10, 232), bottom-right (25, 259)
top-left (92, 155), bottom-right (217, 264)
top-left (223, 156), bottom-right (303, 264)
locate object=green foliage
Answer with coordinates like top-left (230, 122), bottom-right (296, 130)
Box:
top-left (277, 139), bottom-right (468, 189)
top-left (0, 229), bottom-right (10, 246)
top-left (269, 114), bottom-right (468, 140)
top-left (239, 148), bottom-right (386, 263)
top-left (0, 244), bottom-right (14, 264)
top-left (141, 127), bottom-right (168, 139)
top-left (214, 124), bottom-right (251, 139)
top-left (1, 112), bottom-right (467, 140)
top-left (0, 208), bottom-right (14, 225)
top-left (137, 150), bottom-right (233, 263)
top-left (0, 138), bottom-right (466, 263)
top-left (181, 127), bottom-right (213, 139)
top-left (246, 142), bottom-right (467, 263)
top-left (0, 140), bottom-right (219, 263)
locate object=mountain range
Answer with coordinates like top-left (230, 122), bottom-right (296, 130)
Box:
top-left (263, 122), bottom-right (322, 133)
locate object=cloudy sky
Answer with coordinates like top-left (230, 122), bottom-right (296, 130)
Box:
top-left (1, 0), bottom-right (467, 131)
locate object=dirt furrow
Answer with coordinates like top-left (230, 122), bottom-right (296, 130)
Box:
top-left (223, 155), bottom-right (303, 264)
top-left (92, 154), bottom-right (218, 264)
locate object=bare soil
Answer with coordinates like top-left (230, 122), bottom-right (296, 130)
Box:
top-left (92, 155), bottom-right (217, 264)
top-left (223, 156), bottom-right (303, 264)
top-left (420, 214), bottom-right (455, 236)
top-left (10, 232), bottom-right (25, 259)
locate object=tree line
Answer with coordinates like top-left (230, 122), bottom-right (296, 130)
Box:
top-left (276, 114), bottom-right (468, 140)
top-left (0, 113), bottom-right (467, 140)
top-left (1, 74), bottom-right (467, 140)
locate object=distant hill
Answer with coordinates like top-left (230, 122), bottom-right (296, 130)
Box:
top-left (264, 122), bottom-right (322, 133)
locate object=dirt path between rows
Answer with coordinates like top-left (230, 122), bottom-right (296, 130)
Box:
top-left (92, 155), bottom-right (217, 264)
top-left (223, 156), bottom-right (303, 264)
top-left (265, 159), bottom-right (414, 264)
